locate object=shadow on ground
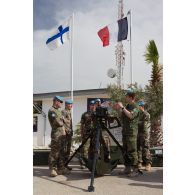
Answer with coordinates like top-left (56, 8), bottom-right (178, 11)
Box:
top-left (129, 183), bottom-right (163, 189)
top-left (33, 165), bottom-right (163, 191)
top-left (33, 165), bottom-right (92, 192)
top-left (111, 166), bottom-right (163, 189)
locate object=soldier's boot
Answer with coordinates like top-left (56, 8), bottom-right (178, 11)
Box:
top-left (127, 167), bottom-right (142, 177)
top-left (145, 163), bottom-right (151, 171)
top-left (80, 165), bottom-right (85, 169)
top-left (50, 169), bottom-right (58, 177)
top-left (57, 168), bottom-right (71, 175)
top-left (104, 154), bottom-right (111, 163)
top-left (138, 162), bottom-right (142, 170)
top-left (119, 166), bottom-right (131, 175)
top-left (66, 165), bottom-right (72, 171)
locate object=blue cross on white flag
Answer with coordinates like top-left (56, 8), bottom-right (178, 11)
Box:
top-left (46, 18), bottom-right (71, 50)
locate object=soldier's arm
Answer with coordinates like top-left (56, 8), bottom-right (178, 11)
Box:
top-left (121, 107), bottom-right (134, 119)
top-left (143, 111), bottom-right (150, 121)
top-left (117, 102), bottom-right (134, 119)
top-left (80, 114), bottom-right (85, 137)
top-left (49, 111), bottom-right (64, 127)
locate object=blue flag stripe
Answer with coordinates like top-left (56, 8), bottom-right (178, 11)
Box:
top-left (46, 26), bottom-right (69, 45)
top-left (117, 17), bottom-right (128, 42)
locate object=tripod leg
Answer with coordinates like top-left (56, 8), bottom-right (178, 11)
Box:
top-left (64, 133), bottom-right (92, 167)
top-left (88, 123), bottom-right (101, 192)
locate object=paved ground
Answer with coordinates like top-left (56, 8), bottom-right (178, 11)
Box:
top-left (33, 164), bottom-right (163, 195)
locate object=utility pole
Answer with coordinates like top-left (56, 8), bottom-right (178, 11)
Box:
top-left (115, 0), bottom-right (125, 88)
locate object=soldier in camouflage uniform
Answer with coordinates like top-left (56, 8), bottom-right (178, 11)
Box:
top-left (137, 100), bottom-right (152, 171)
top-left (116, 89), bottom-right (140, 177)
top-left (48, 96), bottom-right (70, 177)
top-left (94, 98), bottom-right (111, 162)
top-left (62, 99), bottom-right (73, 170)
top-left (80, 100), bottom-right (96, 167)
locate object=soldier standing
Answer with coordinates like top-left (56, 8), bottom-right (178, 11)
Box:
top-left (94, 98), bottom-right (111, 162)
top-left (116, 89), bottom-right (140, 177)
top-left (62, 99), bottom-right (73, 170)
top-left (137, 100), bottom-right (152, 171)
top-left (48, 96), bottom-right (69, 177)
top-left (80, 100), bottom-right (96, 166)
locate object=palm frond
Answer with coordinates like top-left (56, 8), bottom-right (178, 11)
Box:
top-left (144, 40), bottom-right (159, 65)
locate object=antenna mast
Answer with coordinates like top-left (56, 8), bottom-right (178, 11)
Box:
top-left (115, 0), bottom-right (125, 88)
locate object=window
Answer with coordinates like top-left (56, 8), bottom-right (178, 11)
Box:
top-left (33, 101), bottom-right (42, 114)
top-left (33, 116), bottom-right (38, 132)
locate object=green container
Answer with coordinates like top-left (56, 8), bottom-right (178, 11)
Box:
top-left (33, 149), bottom-right (50, 166)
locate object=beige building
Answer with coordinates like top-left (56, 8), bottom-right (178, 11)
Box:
top-left (33, 88), bottom-right (109, 148)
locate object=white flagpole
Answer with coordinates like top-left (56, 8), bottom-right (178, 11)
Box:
top-left (128, 10), bottom-right (133, 85)
top-left (70, 13), bottom-right (74, 124)
top-left (130, 10), bottom-right (133, 84)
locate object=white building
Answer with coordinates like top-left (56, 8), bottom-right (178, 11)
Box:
top-left (33, 88), bottom-right (109, 148)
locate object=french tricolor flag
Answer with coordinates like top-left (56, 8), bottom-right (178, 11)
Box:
top-left (97, 17), bottom-right (128, 47)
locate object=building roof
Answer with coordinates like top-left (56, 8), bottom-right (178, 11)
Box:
top-left (33, 88), bottom-right (107, 100)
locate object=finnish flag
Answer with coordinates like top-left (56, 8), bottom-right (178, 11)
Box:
top-left (46, 18), bottom-right (71, 50)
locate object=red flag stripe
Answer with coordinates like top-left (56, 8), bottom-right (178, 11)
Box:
top-left (97, 26), bottom-right (109, 47)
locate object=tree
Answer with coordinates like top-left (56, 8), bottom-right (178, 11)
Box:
top-left (107, 83), bottom-right (144, 103)
top-left (106, 83), bottom-right (144, 118)
top-left (72, 123), bottom-right (82, 145)
top-left (144, 40), bottom-right (163, 147)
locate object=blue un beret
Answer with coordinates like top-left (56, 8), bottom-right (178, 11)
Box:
top-left (65, 99), bottom-right (73, 104)
top-left (125, 88), bottom-right (135, 95)
top-left (95, 98), bottom-right (101, 103)
top-left (53, 96), bottom-right (63, 103)
top-left (89, 100), bottom-right (95, 105)
top-left (138, 101), bottom-right (145, 106)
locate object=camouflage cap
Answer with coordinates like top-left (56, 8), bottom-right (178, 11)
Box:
top-left (53, 96), bottom-right (63, 103)
top-left (65, 99), bottom-right (73, 104)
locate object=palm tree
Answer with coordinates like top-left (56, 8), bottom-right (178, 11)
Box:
top-left (144, 40), bottom-right (163, 147)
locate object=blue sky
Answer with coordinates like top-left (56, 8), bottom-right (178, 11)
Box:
top-left (33, 0), bottom-right (163, 93)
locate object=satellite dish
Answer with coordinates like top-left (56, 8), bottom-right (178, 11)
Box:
top-left (107, 68), bottom-right (116, 78)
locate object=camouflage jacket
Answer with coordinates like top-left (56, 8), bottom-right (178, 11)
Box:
top-left (62, 109), bottom-right (73, 134)
top-left (121, 103), bottom-right (140, 136)
top-left (80, 111), bottom-right (94, 135)
top-left (48, 106), bottom-right (65, 135)
top-left (138, 110), bottom-right (150, 133)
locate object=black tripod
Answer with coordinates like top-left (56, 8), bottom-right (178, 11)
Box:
top-left (64, 116), bottom-right (125, 192)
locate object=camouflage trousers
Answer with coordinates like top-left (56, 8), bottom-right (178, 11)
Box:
top-left (81, 134), bottom-right (91, 159)
top-left (64, 133), bottom-right (73, 161)
top-left (89, 129), bottom-right (111, 160)
top-left (48, 132), bottom-right (66, 171)
top-left (122, 130), bottom-right (138, 167)
top-left (137, 131), bottom-right (152, 165)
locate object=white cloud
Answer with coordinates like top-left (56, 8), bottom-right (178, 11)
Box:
top-left (33, 0), bottom-right (162, 93)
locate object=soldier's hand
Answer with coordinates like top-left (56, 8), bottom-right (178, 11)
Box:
top-left (116, 102), bottom-right (123, 109)
top-left (60, 116), bottom-right (65, 122)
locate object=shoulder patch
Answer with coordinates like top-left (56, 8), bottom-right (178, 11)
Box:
top-left (51, 113), bottom-right (56, 117)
